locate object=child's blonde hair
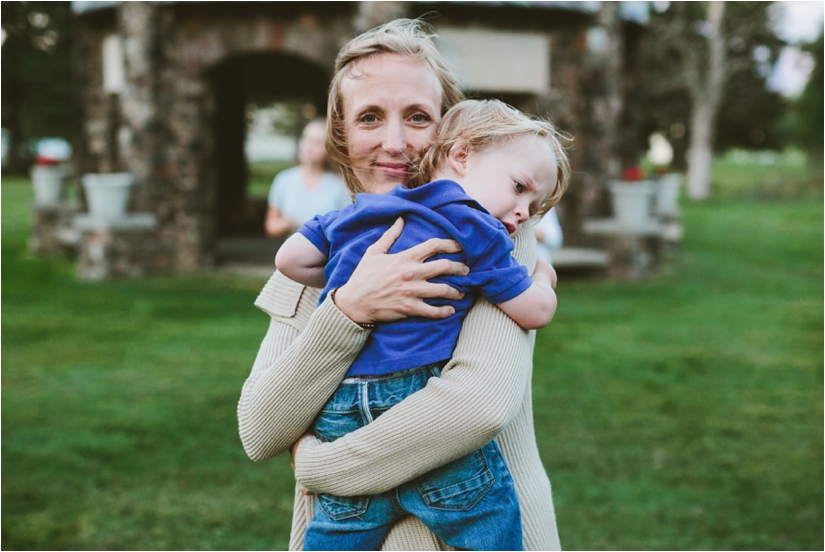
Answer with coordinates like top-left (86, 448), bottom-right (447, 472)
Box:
top-left (413, 99), bottom-right (571, 217)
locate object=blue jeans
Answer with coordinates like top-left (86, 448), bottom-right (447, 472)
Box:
top-left (303, 362), bottom-right (522, 551)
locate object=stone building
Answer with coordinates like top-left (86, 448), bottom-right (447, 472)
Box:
top-left (65, 0), bottom-right (649, 277)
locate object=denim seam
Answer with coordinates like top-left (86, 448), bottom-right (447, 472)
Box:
top-left (360, 382), bottom-right (374, 424)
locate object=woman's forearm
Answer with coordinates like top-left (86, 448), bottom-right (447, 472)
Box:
top-left (265, 206), bottom-right (297, 237)
top-left (237, 272), bottom-right (370, 461)
top-left (294, 297), bottom-right (533, 495)
top-left (293, 225), bottom-right (540, 495)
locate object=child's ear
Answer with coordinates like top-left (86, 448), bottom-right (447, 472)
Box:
top-left (446, 140), bottom-right (472, 177)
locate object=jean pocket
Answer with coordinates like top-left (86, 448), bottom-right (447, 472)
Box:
top-left (414, 446), bottom-right (495, 511)
top-left (313, 409), bottom-right (362, 443)
top-left (317, 494), bottom-right (371, 521)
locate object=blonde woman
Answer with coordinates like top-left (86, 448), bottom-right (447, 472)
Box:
top-left (238, 20), bottom-right (563, 551)
top-left (276, 99), bottom-right (569, 550)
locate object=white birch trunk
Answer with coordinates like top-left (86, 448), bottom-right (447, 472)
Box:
top-left (686, 1), bottom-right (727, 201)
top-left (687, 101), bottom-right (714, 199)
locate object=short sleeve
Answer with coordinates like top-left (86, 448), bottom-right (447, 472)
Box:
top-left (297, 215), bottom-right (331, 258)
top-left (465, 233), bottom-right (532, 304)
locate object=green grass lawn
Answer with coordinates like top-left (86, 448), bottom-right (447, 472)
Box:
top-left (2, 160), bottom-right (823, 550)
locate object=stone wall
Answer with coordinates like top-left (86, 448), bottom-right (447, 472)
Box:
top-left (76, 3), bottom-right (356, 273)
top-left (71, 1), bottom-right (647, 276)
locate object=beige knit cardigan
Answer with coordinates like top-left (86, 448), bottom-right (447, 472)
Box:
top-left (237, 225), bottom-right (561, 551)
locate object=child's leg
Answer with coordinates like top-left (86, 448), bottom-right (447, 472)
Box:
top-left (397, 440), bottom-right (523, 551)
top-left (305, 382), bottom-right (399, 550)
top-left (305, 366), bottom-right (443, 550)
top-left (303, 496), bottom-right (396, 551)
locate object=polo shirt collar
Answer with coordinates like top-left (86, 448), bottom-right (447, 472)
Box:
top-left (392, 179), bottom-right (489, 214)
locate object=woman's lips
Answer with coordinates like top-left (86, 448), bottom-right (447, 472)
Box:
top-left (376, 163), bottom-right (408, 178)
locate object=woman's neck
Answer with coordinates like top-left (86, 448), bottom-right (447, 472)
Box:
top-left (301, 164), bottom-right (325, 191)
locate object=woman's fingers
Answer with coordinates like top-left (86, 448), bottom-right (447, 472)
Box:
top-left (404, 236), bottom-right (463, 262)
top-left (405, 301), bottom-right (456, 319)
top-left (363, 217), bottom-right (405, 256)
top-left (334, 219), bottom-right (471, 323)
top-left (416, 257), bottom-right (468, 282)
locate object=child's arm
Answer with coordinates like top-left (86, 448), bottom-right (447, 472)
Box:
top-left (495, 258), bottom-right (557, 329)
top-left (274, 232), bottom-right (328, 289)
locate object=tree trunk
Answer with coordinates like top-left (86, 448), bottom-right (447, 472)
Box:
top-left (687, 100), bottom-right (713, 199)
top-left (686, 1), bottom-right (727, 200)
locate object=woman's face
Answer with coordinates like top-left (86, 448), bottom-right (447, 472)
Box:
top-left (340, 53), bottom-right (443, 194)
top-left (298, 121), bottom-right (328, 168)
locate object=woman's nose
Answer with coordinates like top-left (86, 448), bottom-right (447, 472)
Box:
top-left (382, 118), bottom-right (407, 155)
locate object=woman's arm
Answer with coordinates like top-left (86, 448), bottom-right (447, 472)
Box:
top-left (238, 220), bottom-right (470, 461)
top-left (238, 273), bottom-right (369, 461)
top-left (292, 225), bottom-right (541, 496)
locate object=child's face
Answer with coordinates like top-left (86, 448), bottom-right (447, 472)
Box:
top-left (455, 135), bottom-right (557, 236)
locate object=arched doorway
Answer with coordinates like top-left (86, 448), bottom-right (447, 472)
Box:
top-left (207, 52), bottom-right (330, 251)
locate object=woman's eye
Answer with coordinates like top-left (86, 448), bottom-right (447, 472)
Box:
top-left (410, 113), bottom-right (430, 123)
top-left (360, 114), bottom-right (378, 124)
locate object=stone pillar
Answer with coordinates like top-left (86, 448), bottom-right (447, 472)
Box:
top-left (117, 3), bottom-right (177, 272)
top-left (583, 219), bottom-right (660, 280)
top-left (30, 204), bottom-right (80, 256)
top-left (580, 3), bottom-right (624, 221)
top-left (119, 2), bottom-right (163, 211)
top-left (74, 214), bottom-right (164, 280)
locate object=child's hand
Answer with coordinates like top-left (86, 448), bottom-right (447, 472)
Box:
top-left (533, 258), bottom-right (558, 289)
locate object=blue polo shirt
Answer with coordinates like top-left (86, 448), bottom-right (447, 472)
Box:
top-left (299, 179), bottom-right (532, 377)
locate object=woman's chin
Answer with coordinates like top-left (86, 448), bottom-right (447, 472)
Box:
top-left (358, 174), bottom-right (405, 195)
top-left (371, 181), bottom-right (402, 195)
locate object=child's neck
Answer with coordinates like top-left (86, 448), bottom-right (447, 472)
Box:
top-left (432, 167), bottom-right (466, 193)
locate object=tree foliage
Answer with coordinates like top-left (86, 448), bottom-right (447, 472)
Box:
top-left (1, 1), bottom-right (75, 172)
top-left (639, 1), bottom-right (787, 168)
top-left (786, 33), bottom-right (824, 158)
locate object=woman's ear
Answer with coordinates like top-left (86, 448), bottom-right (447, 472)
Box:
top-left (446, 140), bottom-right (472, 177)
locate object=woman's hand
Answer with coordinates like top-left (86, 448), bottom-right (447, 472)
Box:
top-left (265, 206), bottom-right (299, 238)
top-left (290, 434), bottom-right (315, 496)
top-left (333, 218), bottom-right (469, 324)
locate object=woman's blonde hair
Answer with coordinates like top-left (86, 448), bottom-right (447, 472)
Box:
top-left (413, 99), bottom-right (571, 217)
top-left (326, 18), bottom-right (464, 195)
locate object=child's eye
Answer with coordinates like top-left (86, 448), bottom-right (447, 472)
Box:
top-left (514, 181), bottom-right (527, 194)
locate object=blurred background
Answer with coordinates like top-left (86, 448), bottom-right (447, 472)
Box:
top-left (2, 1), bottom-right (822, 549)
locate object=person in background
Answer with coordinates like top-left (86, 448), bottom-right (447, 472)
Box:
top-left (534, 206), bottom-right (563, 264)
top-left (264, 118), bottom-right (350, 238)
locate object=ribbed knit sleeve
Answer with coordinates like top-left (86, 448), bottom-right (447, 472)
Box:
top-left (237, 271), bottom-right (370, 461)
top-left (294, 297), bottom-right (531, 493)
top-left (292, 223), bottom-right (562, 550)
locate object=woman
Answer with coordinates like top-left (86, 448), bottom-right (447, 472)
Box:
top-left (238, 19), bottom-right (562, 551)
top-left (264, 119), bottom-right (350, 238)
